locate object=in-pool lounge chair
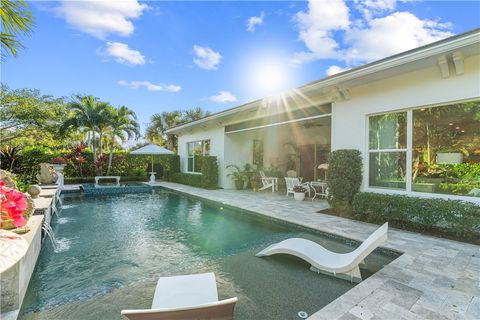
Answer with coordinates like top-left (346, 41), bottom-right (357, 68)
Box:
top-left (121, 272), bottom-right (237, 320)
top-left (256, 223), bottom-right (388, 283)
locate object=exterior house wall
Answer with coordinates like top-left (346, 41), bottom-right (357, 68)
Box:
top-left (332, 54), bottom-right (480, 195)
top-left (177, 126), bottom-right (226, 187)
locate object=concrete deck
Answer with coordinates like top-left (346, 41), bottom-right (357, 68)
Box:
top-left (152, 182), bottom-right (480, 320)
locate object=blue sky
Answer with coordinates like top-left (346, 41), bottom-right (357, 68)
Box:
top-left (3, 0), bottom-right (479, 132)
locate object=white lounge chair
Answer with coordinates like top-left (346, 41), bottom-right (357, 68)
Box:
top-left (284, 177), bottom-right (310, 197)
top-left (256, 223), bottom-right (389, 283)
top-left (259, 170), bottom-right (278, 192)
top-left (121, 272), bottom-right (237, 320)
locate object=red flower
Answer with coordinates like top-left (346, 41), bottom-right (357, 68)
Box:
top-left (1, 184), bottom-right (28, 228)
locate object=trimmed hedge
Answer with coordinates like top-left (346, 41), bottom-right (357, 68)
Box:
top-left (64, 176), bottom-right (148, 184)
top-left (327, 149), bottom-right (363, 212)
top-left (171, 156), bottom-right (219, 189)
top-left (353, 192), bottom-right (480, 239)
top-left (171, 173), bottom-right (203, 187)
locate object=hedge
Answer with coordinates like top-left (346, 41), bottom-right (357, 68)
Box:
top-left (64, 176), bottom-right (148, 184)
top-left (171, 173), bottom-right (203, 187)
top-left (171, 156), bottom-right (219, 189)
top-left (353, 192), bottom-right (480, 239)
top-left (327, 149), bottom-right (363, 212)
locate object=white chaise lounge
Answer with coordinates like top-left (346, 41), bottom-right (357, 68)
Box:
top-left (259, 170), bottom-right (278, 192)
top-left (121, 272), bottom-right (237, 320)
top-left (256, 223), bottom-right (389, 283)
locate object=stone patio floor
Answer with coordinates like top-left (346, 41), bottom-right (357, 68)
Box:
top-left (151, 182), bottom-right (480, 320)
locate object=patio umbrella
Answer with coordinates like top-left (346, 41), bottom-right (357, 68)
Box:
top-left (130, 144), bottom-right (174, 183)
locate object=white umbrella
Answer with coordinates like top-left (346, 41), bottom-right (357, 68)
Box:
top-left (130, 144), bottom-right (174, 183)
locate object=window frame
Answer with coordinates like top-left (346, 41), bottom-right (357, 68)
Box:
top-left (365, 98), bottom-right (480, 204)
top-left (186, 139), bottom-right (210, 174)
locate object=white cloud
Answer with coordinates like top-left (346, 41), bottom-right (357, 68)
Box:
top-left (291, 0), bottom-right (350, 65)
top-left (326, 65), bottom-right (349, 76)
top-left (344, 12), bottom-right (453, 63)
top-left (193, 45), bottom-right (222, 70)
top-left (56, 0), bottom-right (148, 39)
top-left (104, 42), bottom-right (146, 65)
top-left (209, 91), bottom-right (237, 103)
top-left (291, 0), bottom-right (453, 66)
top-left (247, 11), bottom-right (265, 32)
top-left (118, 80), bottom-right (181, 93)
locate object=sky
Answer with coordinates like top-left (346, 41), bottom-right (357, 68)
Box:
top-left (3, 0), bottom-right (479, 133)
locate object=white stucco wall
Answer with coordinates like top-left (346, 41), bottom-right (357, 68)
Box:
top-left (332, 54), bottom-right (480, 193)
top-left (177, 126), bottom-right (226, 187)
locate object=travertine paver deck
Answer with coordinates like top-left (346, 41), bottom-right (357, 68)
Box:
top-left (154, 182), bottom-right (480, 320)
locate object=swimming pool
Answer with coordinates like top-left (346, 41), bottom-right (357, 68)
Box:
top-left (19, 190), bottom-right (398, 319)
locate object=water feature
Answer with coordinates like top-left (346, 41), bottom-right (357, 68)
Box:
top-left (20, 190), bottom-right (399, 319)
top-left (41, 223), bottom-right (59, 252)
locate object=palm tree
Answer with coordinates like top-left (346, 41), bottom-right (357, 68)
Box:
top-left (61, 95), bottom-right (111, 165)
top-left (145, 108), bottom-right (210, 151)
top-left (106, 106), bottom-right (140, 175)
top-left (1, 0), bottom-right (33, 59)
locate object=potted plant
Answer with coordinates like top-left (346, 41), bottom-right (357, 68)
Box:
top-left (226, 165), bottom-right (246, 190)
top-left (251, 175), bottom-right (261, 192)
top-left (51, 157), bottom-right (67, 172)
top-left (293, 185), bottom-right (307, 201)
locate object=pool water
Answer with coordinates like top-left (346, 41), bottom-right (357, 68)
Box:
top-left (19, 190), bottom-right (398, 319)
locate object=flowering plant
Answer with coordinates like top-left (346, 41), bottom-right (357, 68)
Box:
top-left (51, 157), bottom-right (67, 165)
top-left (1, 181), bottom-right (28, 228)
top-left (293, 185), bottom-right (307, 193)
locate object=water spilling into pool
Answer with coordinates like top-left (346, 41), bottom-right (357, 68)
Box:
top-left (19, 190), bottom-right (398, 319)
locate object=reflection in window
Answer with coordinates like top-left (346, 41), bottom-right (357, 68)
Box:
top-left (413, 101), bottom-right (480, 197)
top-left (187, 140), bottom-right (210, 173)
top-left (368, 112), bottom-right (407, 189)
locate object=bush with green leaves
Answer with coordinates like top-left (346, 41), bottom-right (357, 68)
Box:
top-left (171, 172), bottom-right (203, 187)
top-left (326, 149), bottom-right (363, 212)
top-left (353, 192), bottom-right (480, 239)
top-left (171, 156), bottom-right (219, 189)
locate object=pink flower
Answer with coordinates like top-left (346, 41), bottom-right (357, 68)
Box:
top-left (1, 184), bottom-right (28, 228)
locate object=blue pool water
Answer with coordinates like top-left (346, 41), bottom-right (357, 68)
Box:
top-left (19, 190), bottom-right (398, 319)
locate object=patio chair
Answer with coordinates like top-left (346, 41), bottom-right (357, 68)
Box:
top-left (259, 170), bottom-right (278, 192)
top-left (121, 272), bottom-right (237, 320)
top-left (286, 170), bottom-right (297, 178)
top-left (284, 177), bottom-right (310, 197)
top-left (310, 181), bottom-right (328, 200)
top-left (256, 223), bottom-right (388, 283)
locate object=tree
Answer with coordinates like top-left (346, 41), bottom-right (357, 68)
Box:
top-left (106, 106), bottom-right (140, 175)
top-left (145, 107), bottom-right (210, 151)
top-left (0, 0), bottom-right (33, 59)
top-left (0, 84), bottom-right (70, 145)
top-left (61, 95), bottom-right (111, 166)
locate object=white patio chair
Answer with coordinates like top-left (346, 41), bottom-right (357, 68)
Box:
top-left (286, 170), bottom-right (297, 178)
top-left (284, 177), bottom-right (310, 197)
top-left (256, 223), bottom-right (389, 283)
top-left (259, 170), bottom-right (278, 192)
top-left (310, 181), bottom-right (328, 200)
top-left (121, 272), bottom-right (237, 320)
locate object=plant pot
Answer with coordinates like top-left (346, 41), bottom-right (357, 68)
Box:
top-left (294, 192), bottom-right (305, 201)
top-left (234, 179), bottom-right (244, 190)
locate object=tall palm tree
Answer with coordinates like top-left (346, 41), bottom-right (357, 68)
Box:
top-left (0, 0), bottom-right (33, 59)
top-left (145, 108), bottom-right (210, 151)
top-left (61, 95), bottom-right (111, 165)
top-left (106, 106), bottom-right (140, 175)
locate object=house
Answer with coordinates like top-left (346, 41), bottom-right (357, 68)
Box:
top-left (166, 29), bottom-right (480, 202)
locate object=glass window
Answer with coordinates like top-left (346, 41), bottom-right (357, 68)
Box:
top-left (187, 140), bottom-right (210, 173)
top-left (412, 101), bottom-right (480, 197)
top-left (368, 112), bottom-right (407, 189)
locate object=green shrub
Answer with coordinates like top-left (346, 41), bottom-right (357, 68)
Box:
top-left (327, 149), bottom-right (363, 213)
top-left (171, 173), bottom-right (203, 187)
top-left (171, 156), bottom-right (218, 189)
top-left (200, 156), bottom-right (218, 189)
top-left (353, 192), bottom-right (480, 238)
top-left (64, 176), bottom-right (148, 184)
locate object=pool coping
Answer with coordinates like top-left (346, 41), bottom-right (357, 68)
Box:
top-left (151, 182), bottom-right (480, 320)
